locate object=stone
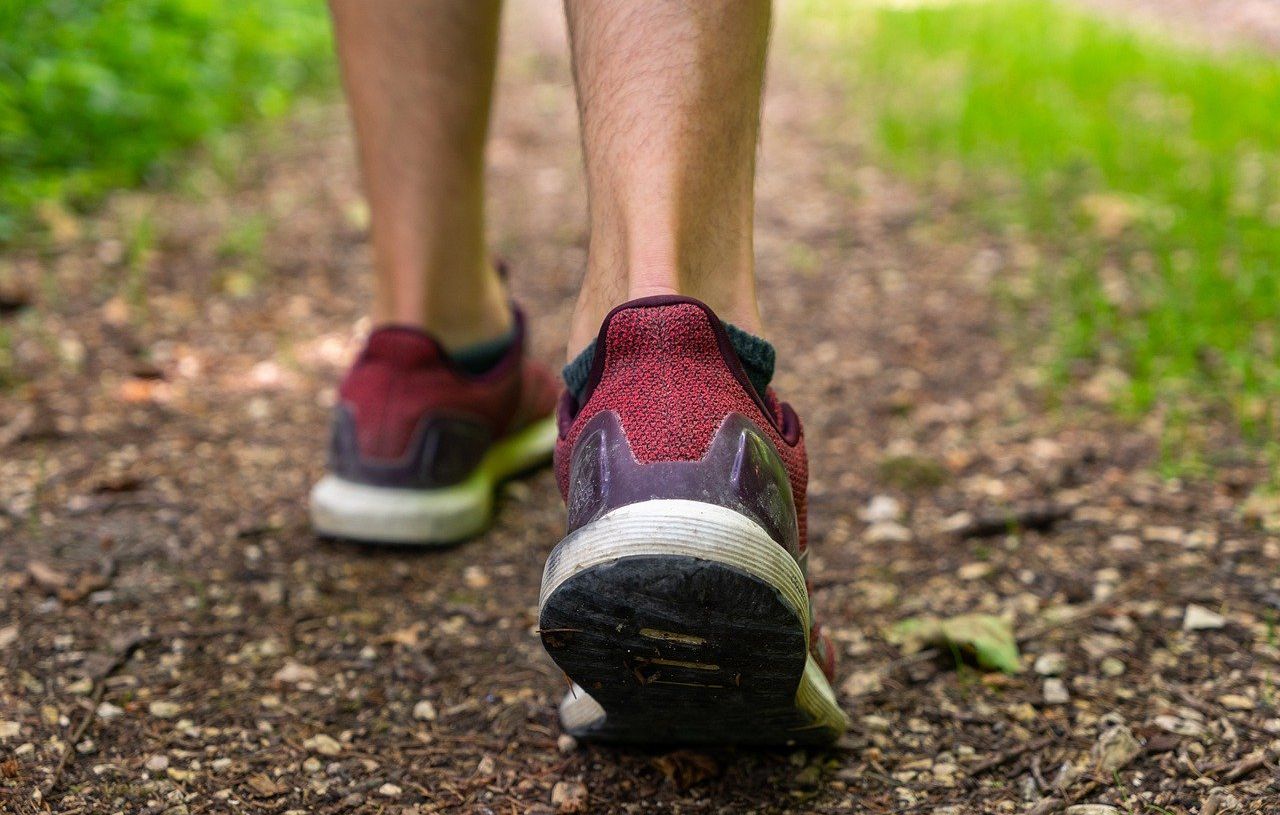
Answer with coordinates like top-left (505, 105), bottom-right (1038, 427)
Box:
top-left (957, 562), bottom-right (993, 580)
top-left (1108, 534), bottom-right (1141, 553)
top-left (861, 495), bottom-right (902, 523)
top-left (303, 734), bottom-right (342, 757)
top-left (1092, 725), bottom-right (1141, 773)
top-left (1154, 715), bottom-right (1205, 737)
top-left (551, 780), bottom-right (588, 814)
top-left (1182, 604), bottom-right (1226, 631)
top-left (1043, 678), bottom-right (1070, 705)
top-left (865, 521), bottom-right (912, 544)
top-left (557, 734), bottom-right (578, 754)
top-left (841, 670), bottom-right (883, 697)
top-left (1143, 526), bottom-right (1184, 545)
top-left (1033, 653), bottom-right (1066, 676)
top-left (145, 754), bottom-right (170, 772)
top-left (377, 783), bottom-right (401, 798)
top-left (148, 701), bottom-right (181, 719)
top-left (273, 662), bottom-right (319, 684)
top-left (1100, 657), bottom-right (1126, 677)
top-left (412, 700), bottom-right (437, 721)
top-left (1218, 694), bottom-right (1254, 711)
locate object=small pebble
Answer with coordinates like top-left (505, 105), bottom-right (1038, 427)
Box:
top-left (1182, 604), bottom-right (1226, 631)
top-left (1043, 678), bottom-right (1070, 705)
top-left (377, 783), bottom-right (402, 798)
top-left (1033, 653), bottom-right (1066, 676)
top-left (865, 521), bottom-right (911, 543)
top-left (148, 701), bottom-right (181, 719)
top-left (412, 700), bottom-right (437, 721)
top-left (303, 734), bottom-right (342, 756)
top-left (1143, 526), bottom-right (1183, 545)
top-left (1218, 693), bottom-right (1254, 710)
top-left (273, 662), bottom-right (319, 684)
top-left (145, 754), bottom-right (170, 772)
top-left (551, 780), bottom-right (589, 814)
top-left (861, 495), bottom-right (902, 523)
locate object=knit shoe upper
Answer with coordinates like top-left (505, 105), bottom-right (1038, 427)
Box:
top-left (553, 295), bottom-right (836, 681)
top-left (330, 308), bottom-right (558, 489)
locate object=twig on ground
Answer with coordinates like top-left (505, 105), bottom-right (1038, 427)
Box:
top-left (44, 633), bottom-right (157, 796)
top-left (1170, 686), bottom-right (1274, 738)
top-left (0, 406), bottom-right (35, 452)
top-left (43, 625), bottom-right (245, 797)
top-left (951, 502), bottom-right (1074, 539)
top-left (1201, 747), bottom-right (1279, 782)
top-left (967, 735), bottom-right (1057, 778)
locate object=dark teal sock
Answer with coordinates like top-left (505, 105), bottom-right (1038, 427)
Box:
top-left (451, 324), bottom-right (517, 375)
top-left (724, 323), bottom-right (776, 398)
top-left (562, 323), bottom-right (776, 402)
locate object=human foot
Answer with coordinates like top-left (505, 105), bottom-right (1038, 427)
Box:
top-left (538, 296), bottom-right (848, 745)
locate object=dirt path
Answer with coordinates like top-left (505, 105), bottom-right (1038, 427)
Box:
top-left (3, 7), bottom-right (1278, 814)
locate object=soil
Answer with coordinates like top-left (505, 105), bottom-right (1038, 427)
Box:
top-left (3, 5), bottom-right (1279, 814)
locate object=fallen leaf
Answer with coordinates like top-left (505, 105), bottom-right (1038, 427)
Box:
top-left (246, 774), bottom-right (286, 797)
top-left (551, 780), bottom-right (589, 813)
top-left (650, 750), bottom-right (720, 789)
top-left (273, 661), bottom-right (318, 684)
top-left (27, 562), bottom-right (71, 592)
top-left (887, 613), bottom-right (1021, 674)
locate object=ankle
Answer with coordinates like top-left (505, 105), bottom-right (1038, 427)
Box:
top-left (427, 279), bottom-right (513, 351)
top-left (372, 261), bottom-right (513, 350)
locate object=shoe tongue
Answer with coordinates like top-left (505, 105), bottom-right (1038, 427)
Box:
top-left (363, 326), bottom-right (443, 367)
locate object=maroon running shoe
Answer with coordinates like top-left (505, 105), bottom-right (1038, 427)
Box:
top-left (538, 296), bottom-right (848, 745)
top-left (310, 308), bottom-right (558, 545)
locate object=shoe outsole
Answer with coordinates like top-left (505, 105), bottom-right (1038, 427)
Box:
top-left (538, 499), bottom-right (848, 746)
top-left (309, 416), bottom-right (558, 545)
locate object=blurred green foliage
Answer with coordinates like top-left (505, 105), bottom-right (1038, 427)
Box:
top-left (800, 0), bottom-right (1280, 457)
top-left (0, 0), bottom-right (333, 243)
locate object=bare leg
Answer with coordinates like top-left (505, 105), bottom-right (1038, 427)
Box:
top-left (329, 0), bottom-right (510, 348)
top-left (563, 1), bottom-right (771, 357)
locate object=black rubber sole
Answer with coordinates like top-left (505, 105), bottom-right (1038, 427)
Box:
top-left (539, 554), bottom-right (836, 746)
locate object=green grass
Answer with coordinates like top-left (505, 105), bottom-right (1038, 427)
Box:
top-left (797, 0), bottom-right (1280, 458)
top-left (0, 0), bottom-right (334, 243)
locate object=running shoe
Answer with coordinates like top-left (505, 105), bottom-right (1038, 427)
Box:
top-left (310, 308), bottom-right (558, 545)
top-left (538, 295), bottom-right (848, 745)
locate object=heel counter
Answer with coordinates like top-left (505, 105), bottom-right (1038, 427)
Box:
top-left (576, 300), bottom-right (775, 464)
top-left (564, 410), bottom-right (800, 558)
top-left (329, 405), bottom-right (491, 488)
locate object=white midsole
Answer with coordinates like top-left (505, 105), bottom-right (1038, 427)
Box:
top-left (539, 499), bottom-right (810, 621)
top-left (309, 416), bottom-right (557, 545)
top-left (541, 499), bottom-right (849, 738)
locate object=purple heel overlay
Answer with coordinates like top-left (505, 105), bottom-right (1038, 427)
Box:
top-left (328, 405), bottom-right (492, 489)
top-left (564, 410), bottom-right (800, 558)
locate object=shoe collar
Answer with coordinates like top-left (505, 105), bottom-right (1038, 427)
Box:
top-left (572, 294), bottom-right (790, 439)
